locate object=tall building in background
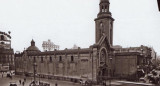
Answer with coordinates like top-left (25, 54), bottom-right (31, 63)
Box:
top-left (0, 31), bottom-right (14, 72)
top-left (71, 44), bottom-right (79, 49)
top-left (42, 39), bottom-right (59, 51)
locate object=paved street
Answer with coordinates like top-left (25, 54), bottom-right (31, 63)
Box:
top-left (0, 74), bottom-right (157, 86)
top-left (0, 75), bottom-right (81, 86)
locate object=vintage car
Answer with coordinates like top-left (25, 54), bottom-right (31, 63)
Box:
top-left (9, 82), bottom-right (17, 86)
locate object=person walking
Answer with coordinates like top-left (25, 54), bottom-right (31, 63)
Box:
top-left (24, 77), bottom-right (26, 82)
top-left (55, 82), bottom-right (58, 86)
top-left (22, 81), bottom-right (25, 86)
top-left (19, 80), bottom-right (21, 84)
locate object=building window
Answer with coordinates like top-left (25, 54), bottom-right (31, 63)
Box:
top-left (100, 22), bottom-right (103, 27)
top-left (1, 42), bottom-right (4, 44)
top-left (41, 57), bottom-right (43, 63)
top-left (105, 6), bottom-right (107, 12)
top-left (1, 35), bottom-right (4, 40)
top-left (71, 56), bottom-right (74, 62)
top-left (100, 22), bottom-right (104, 35)
top-left (34, 57), bottom-right (36, 62)
top-left (50, 56), bottom-right (52, 62)
top-left (59, 56), bottom-right (62, 62)
top-left (102, 6), bottom-right (104, 12)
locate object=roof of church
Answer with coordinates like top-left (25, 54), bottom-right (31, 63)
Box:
top-left (27, 46), bottom-right (40, 51)
top-left (115, 52), bottom-right (140, 56)
top-left (100, 0), bottom-right (109, 3)
top-left (26, 48), bottom-right (92, 56)
top-left (26, 39), bottom-right (40, 52)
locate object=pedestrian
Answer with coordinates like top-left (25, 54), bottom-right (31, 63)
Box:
top-left (19, 80), bottom-right (21, 84)
top-left (22, 81), bottom-right (25, 86)
top-left (24, 77), bottom-right (26, 82)
top-left (55, 82), bottom-right (58, 86)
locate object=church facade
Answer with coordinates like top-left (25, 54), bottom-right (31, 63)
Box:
top-left (15, 0), bottom-right (154, 83)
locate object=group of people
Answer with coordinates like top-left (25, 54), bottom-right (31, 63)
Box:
top-left (1, 72), bottom-right (13, 78)
top-left (29, 81), bottom-right (52, 86)
top-left (141, 69), bottom-right (160, 84)
top-left (19, 77), bottom-right (27, 86)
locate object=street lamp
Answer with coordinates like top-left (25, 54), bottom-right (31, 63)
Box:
top-left (140, 48), bottom-right (145, 66)
top-left (33, 61), bottom-right (37, 85)
top-left (109, 57), bottom-right (112, 86)
top-left (140, 48), bottom-right (143, 56)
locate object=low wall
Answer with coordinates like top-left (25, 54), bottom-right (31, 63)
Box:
top-left (15, 72), bottom-right (97, 85)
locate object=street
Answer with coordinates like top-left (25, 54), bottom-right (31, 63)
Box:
top-left (0, 75), bottom-right (157, 86)
top-left (0, 73), bottom-right (157, 86)
top-left (0, 75), bottom-right (81, 86)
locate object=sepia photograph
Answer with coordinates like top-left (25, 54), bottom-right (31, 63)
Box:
top-left (0, 0), bottom-right (160, 86)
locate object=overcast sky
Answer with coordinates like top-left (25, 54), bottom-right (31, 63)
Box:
top-left (0, 0), bottom-right (160, 55)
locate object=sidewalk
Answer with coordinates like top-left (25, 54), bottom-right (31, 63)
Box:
top-left (92, 80), bottom-right (155, 86)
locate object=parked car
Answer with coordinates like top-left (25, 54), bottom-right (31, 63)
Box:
top-left (79, 78), bottom-right (92, 86)
top-left (9, 82), bottom-right (17, 86)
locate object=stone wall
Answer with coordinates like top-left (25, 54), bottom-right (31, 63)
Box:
top-left (115, 55), bottom-right (137, 78)
top-left (15, 49), bottom-right (97, 80)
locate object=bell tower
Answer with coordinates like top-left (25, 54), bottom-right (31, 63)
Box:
top-left (95, 0), bottom-right (114, 46)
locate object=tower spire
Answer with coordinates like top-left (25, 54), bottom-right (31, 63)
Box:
top-left (98, 0), bottom-right (111, 17)
top-left (31, 39), bottom-right (35, 46)
top-left (95, 0), bottom-right (114, 45)
top-left (100, 0), bottom-right (109, 3)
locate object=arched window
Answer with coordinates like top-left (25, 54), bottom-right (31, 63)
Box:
top-left (100, 22), bottom-right (103, 27)
top-left (102, 6), bottom-right (104, 12)
top-left (105, 6), bottom-right (107, 12)
top-left (100, 22), bottom-right (104, 35)
top-left (99, 49), bottom-right (107, 66)
top-left (41, 57), bottom-right (43, 63)
top-left (50, 56), bottom-right (52, 62)
top-left (1, 35), bottom-right (4, 40)
top-left (100, 50), bottom-right (106, 62)
top-left (59, 56), bottom-right (62, 62)
top-left (34, 57), bottom-right (36, 62)
top-left (71, 56), bottom-right (74, 62)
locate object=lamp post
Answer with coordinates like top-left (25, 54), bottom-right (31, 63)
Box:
top-left (33, 61), bottom-right (37, 85)
top-left (140, 48), bottom-right (144, 66)
top-left (24, 61), bottom-right (26, 76)
top-left (109, 57), bottom-right (112, 86)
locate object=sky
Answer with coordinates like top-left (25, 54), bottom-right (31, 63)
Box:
top-left (0, 0), bottom-right (160, 55)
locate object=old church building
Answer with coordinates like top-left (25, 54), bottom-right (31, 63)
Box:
top-left (15, 0), bottom-right (154, 82)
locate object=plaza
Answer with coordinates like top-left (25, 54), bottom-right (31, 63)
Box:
top-left (0, 74), bottom-right (81, 86)
top-left (0, 74), bottom-right (157, 86)
top-left (0, 0), bottom-right (159, 86)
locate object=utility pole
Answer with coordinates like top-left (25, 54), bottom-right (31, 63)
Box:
top-left (33, 57), bottom-right (37, 85)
